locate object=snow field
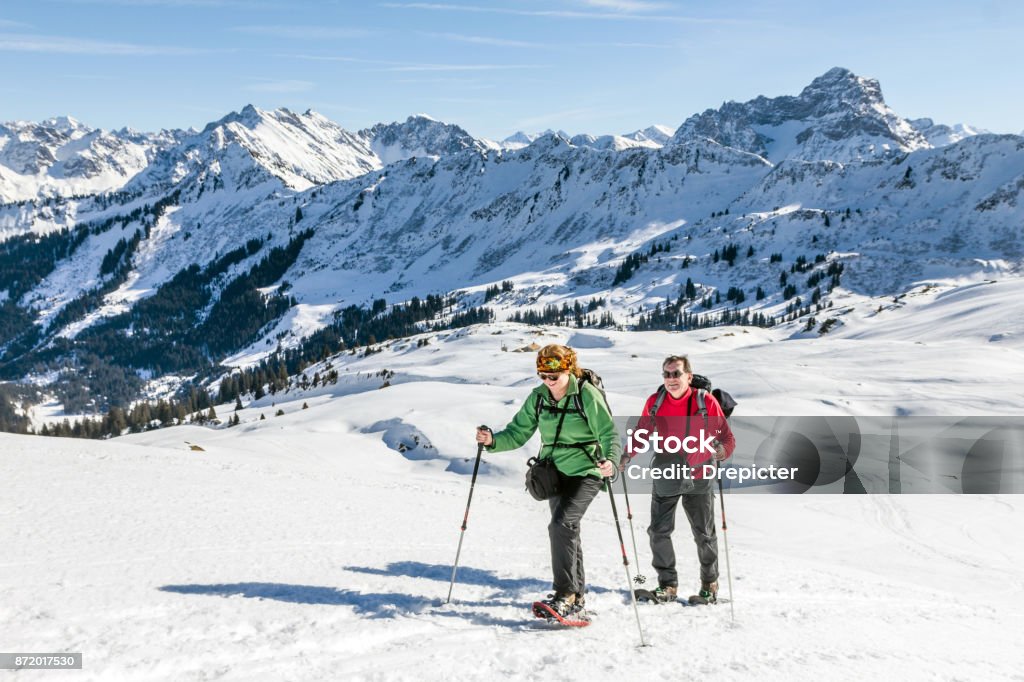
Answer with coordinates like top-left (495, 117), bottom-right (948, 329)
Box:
top-left (5, 282), bottom-right (1024, 680)
top-left (3, 383), bottom-right (1023, 680)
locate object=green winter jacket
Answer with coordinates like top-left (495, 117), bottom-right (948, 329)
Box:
top-left (487, 374), bottom-right (621, 478)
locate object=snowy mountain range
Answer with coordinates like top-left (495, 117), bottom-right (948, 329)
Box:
top-left (0, 108), bottom-right (491, 204)
top-left (1, 66), bottom-right (1022, 409)
top-left (0, 116), bottom-right (180, 203)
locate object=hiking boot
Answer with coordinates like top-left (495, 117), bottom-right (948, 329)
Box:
top-left (652, 585), bottom-right (677, 603)
top-left (688, 580), bottom-right (718, 605)
top-left (574, 592), bottom-right (586, 609)
top-left (536, 591), bottom-right (578, 618)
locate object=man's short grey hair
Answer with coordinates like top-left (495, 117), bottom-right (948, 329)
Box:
top-left (662, 355), bottom-right (692, 373)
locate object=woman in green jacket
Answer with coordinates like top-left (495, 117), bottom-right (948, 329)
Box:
top-left (475, 344), bottom-right (620, 618)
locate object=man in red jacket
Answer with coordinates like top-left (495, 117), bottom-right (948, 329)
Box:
top-left (621, 355), bottom-right (735, 605)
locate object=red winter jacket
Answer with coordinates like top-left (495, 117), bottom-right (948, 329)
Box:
top-left (627, 387), bottom-right (735, 479)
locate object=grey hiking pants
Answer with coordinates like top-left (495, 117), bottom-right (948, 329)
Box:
top-left (548, 474), bottom-right (603, 595)
top-left (648, 487), bottom-right (718, 587)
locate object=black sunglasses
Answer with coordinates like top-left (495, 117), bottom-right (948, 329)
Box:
top-left (662, 369), bottom-right (687, 379)
top-left (538, 372), bottom-right (563, 381)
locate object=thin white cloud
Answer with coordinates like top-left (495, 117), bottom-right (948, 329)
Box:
top-left (54, 0), bottom-right (276, 8)
top-left (428, 96), bottom-right (513, 105)
top-left (242, 79), bottom-right (315, 93)
top-left (379, 2), bottom-right (744, 24)
top-left (374, 63), bottom-right (544, 72)
top-left (579, 0), bottom-right (669, 11)
top-left (278, 53), bottom-right (545, 72)
top-left (230, 25), bottom-right (371, 40)
top-left (425, 31), bottom-right (677, 50)
top-left (0, 32), bottom-right (213, 55)
top-left (581, 41), bottom-right (678, 48)
top-left (275, 54), bottom-right (394, 66)
top-left (424, 32), bottom-right (547, 49)
top-left (62, 73), bottom-right (121, 80)
top-left (393, 78), bottom-right (497, 90)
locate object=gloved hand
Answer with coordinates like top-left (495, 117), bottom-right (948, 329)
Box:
top-left (712, 440), bottom-right (727, 461)
top-left (618, 454), bottom-right (632, 471)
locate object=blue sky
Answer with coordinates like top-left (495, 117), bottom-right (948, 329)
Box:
top-left (1, 0), bottom-right (1021, 138)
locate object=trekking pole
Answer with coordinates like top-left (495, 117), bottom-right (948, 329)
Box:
top-left (619, 473), bottom-right (647, 584)
top-left (604, 472), bottom-right (648, 647)
top-left (446, 428), bottom-right (487, 604)
top-left (714, 461), bottom-right (736, 623)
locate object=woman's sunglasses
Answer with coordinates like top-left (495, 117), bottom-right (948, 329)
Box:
top-left (538, 373), bottom-right (563, 381)
top-left (662, 369), bottom-right (686, 379)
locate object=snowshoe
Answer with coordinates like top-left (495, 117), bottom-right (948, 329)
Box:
top-left (635, 585), bottom-right (677, 603)
top-left (532, 592), bottom-right (590, 627)
top-left (687, 581), bottom-right (718, 605)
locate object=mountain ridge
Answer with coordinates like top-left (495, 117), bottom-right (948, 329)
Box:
top-left (1, 67), bottom-right (1020, 413)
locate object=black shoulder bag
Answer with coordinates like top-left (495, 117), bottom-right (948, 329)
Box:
top-left (525, 395), bottom-right (569, 501)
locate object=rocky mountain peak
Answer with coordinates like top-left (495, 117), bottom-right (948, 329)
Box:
top-left (362, 115), bottom-right (487, 164)
top-left (670, 67), bottom-right (929, 163)
top-left (799, 67), bottom-right (884, 110)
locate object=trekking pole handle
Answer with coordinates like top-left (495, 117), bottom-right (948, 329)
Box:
top-left (596, 458), bottom-right (616, 481)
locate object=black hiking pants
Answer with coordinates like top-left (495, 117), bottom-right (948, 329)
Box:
top-left (548, 473), bottom-right (603, 596)
top-left (648, 487), bottom-right (718, 587)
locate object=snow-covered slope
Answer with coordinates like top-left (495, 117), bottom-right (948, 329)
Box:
top-left (909, 118), bottom-right (987, 148)
top-left (129, 105), bottom-right (383, 193)
top-left (3, 427), bottom-right (1020, 681)
top-left (362, 114), bottom-right (496, 165)
top-left (506, 126), bottom-right (675, 153)
top-left (624, 124), bottom-right (676, 146)
top-left (215, 275), bottom-right (1024, 418)
top-left (4, 302), bottom-right (1024, 679)
top-left (0, 116), bottom-right (178, 202)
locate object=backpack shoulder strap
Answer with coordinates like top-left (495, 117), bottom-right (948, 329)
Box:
top-left (572, 393), bottom-right (588, 424)
top-left (695, 388), bottom-right (709, 428)
top-left (535, 384), bottom-right (590, 423)
top-left (648, 386), bottom-right (667, 419)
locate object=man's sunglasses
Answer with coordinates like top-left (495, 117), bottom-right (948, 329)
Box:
top-left (662, 369), bottom-right (686, 379)
top-left (538, 373), bottom-right (563, 381)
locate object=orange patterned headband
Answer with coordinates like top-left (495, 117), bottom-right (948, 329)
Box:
top-left (537, 355), bottom-right (572, 372)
